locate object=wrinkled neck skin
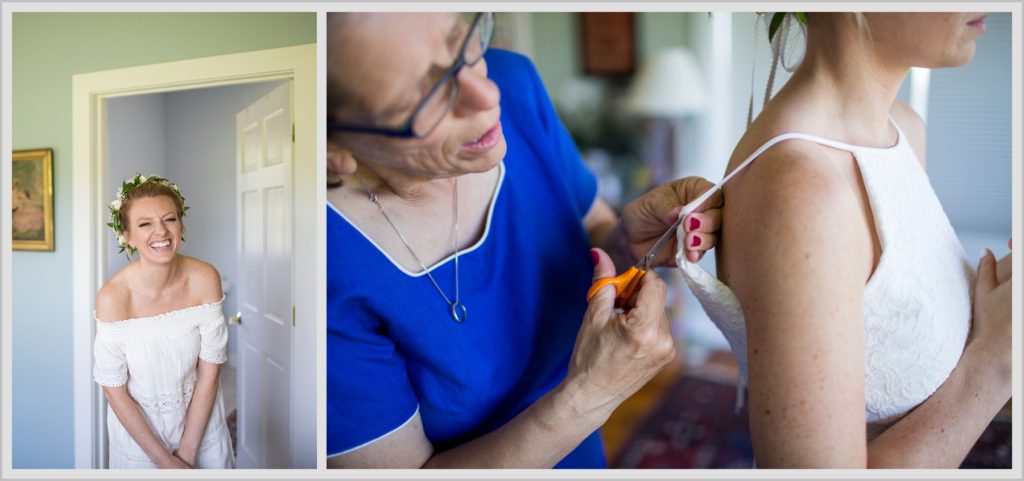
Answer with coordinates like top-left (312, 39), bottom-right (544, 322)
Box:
top-left (780, 16), bottom-right (909, 145)
top-left (347, 161), bottom-right (456, 209)
top-left (135, 253), bottom-right (184, 296)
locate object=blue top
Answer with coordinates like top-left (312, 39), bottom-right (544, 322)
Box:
top-left (327, 49), bottom-right (604, 468)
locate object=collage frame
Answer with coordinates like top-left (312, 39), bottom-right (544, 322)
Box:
top-left (1, 1), bottom-right (1021, 480)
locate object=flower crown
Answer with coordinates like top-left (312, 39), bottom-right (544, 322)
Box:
top-left (107, 173), bottom-right (189, 258)
top-left (767, 12), bottom-right (806, 42)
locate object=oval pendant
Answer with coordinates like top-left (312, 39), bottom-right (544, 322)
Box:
top-left (450, 302), bottom-right (467, 323)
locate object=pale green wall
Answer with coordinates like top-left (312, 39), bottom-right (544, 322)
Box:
top-left (527, 13), bottom-right (579, 105)
top-left (11, 12), bottom-right (314, 468)
top-left (526, 12), bottom-right (697, 105)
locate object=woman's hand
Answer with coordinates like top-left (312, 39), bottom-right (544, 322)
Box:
top-left (969, 248), bottom-right (1012, 380)
top-left (621, 176), bottom-right (723, 266)
top-left (157, 453), bottom-right (192, 469)
top-left (330, 248), bottom-right (677, 469)
top-left (558, 248), bottom-right (676, 423)
top-left (996, 239), bottom-right (1011, 284)
top-left (172, 448), bottom-right (196, 468)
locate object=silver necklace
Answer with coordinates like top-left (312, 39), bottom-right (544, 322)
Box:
top-left (355, 173), bottom-right (466, 323)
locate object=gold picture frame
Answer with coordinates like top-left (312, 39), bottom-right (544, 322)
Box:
top-left (12, 148), bottom-right (55, 251)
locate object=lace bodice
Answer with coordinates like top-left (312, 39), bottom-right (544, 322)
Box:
top-left (93, 297), bottom-right (234, 468)
top-left (677, 121), bottom-right (972, 430)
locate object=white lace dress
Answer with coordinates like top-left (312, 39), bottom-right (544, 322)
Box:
top-left (677, 120), bottom-right (973, 437)
top-left (93, 297), bottom-right (235, 469)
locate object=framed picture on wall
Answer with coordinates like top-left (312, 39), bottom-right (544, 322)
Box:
top-left (580, 12), bottom-right (635, 76)
top-left (12, 148), bottom-right (55, 251)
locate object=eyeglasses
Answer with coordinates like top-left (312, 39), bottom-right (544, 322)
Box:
top-left (328, 12), bottom-right (495, 139)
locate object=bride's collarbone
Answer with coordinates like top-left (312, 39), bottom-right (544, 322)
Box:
top-left (122, 278), bottom-right (205, 319)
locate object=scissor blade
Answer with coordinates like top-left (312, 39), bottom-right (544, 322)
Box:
top-left (639, 214), bottom-right (685, 269)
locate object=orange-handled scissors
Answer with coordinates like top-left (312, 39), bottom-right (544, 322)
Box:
top-left (586, 185), bottom-right (722, 308)
top-left (586, 214), bottom-right (685, 308)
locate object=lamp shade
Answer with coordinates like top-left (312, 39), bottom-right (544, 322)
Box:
top-left (625, 47), bottom-right (707, 118)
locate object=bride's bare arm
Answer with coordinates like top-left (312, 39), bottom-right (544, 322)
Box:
top-left (723, 142), bottom-right (874, 467)
top-left (175, 360), bottom-right (221, 466)
top-left (175, 263), bottom-right (226, 466)
top-left (724, 142), bottom-right (1011, 468)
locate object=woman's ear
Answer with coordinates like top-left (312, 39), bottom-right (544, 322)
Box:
top-left (327, 142), bottom-right (357, 177)
top-left (123, 229), bottom-right (135, 250)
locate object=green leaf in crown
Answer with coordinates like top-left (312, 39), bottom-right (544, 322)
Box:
top-left (768, 12), bottom-right (807, 43)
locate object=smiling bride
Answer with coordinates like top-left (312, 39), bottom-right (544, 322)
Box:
top-left (92, 174), bottom-right (235, 469)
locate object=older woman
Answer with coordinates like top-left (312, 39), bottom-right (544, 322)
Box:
top-left (326, 13), bottom-right (722, 468)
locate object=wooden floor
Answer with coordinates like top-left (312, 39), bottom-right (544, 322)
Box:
top-left (601, 359), bottom-right (684, 460)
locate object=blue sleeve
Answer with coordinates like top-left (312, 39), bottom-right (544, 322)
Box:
top-left (326, 311), bottom-right (419, 456)
top-left (488, 49), bottom-right (598, 221)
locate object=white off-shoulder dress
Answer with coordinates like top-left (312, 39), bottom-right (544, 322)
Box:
top-left (93, 297), bottom-right (235, 469)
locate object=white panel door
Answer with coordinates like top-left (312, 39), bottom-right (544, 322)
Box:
top-left (235, 81), bottom-right (293, 469)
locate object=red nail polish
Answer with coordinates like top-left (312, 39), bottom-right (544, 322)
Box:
top-left (690, 235), bottom-right (702, 248)
top-left (590, 249), bottom-right (599, 265)
top-left (688, 217), bottom-right (701, 231)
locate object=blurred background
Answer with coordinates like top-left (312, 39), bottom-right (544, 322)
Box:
top-left (493, 12), bottom-right (1012, 468)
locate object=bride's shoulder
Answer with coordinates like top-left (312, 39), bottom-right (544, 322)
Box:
top-left (181, 256), bottom-right (223, 303)
top-left (726, 122), bottom-right (850, 208)
top-left (723, 115), bottom-right (866, 247)
top-left (96, 275), bottom-right (131, 323)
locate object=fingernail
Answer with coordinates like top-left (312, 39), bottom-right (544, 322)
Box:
top-left (688, 217), bottom-right (701, 231)
top-left (690, 235), bottom-right (702, 248)
top-left (590, 249), bottom-right (599, 266)
top-left (666, 206), bottom-right (682, 224)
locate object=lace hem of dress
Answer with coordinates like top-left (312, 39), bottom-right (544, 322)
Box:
top-left (134, 382), bottom-right (196, 415)
top-left (94, 376), bottom-right (128, 388)
top-left (199, 351), bottom-right (227, 364)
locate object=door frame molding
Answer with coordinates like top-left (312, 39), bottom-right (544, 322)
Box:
top-left (71, 43), bottom-right (317, 468)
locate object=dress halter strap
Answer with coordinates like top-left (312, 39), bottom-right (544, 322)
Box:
top-left (688, 119), bottom-right (903, 217)
top-left (677, 131), bottom-right (861, 218)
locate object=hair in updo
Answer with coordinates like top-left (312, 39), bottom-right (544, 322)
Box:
top-left (119, 181), bottom-right (186, 231)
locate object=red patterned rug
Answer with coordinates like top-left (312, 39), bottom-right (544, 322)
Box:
top-left (611, 370), bottom-right (1011, 469)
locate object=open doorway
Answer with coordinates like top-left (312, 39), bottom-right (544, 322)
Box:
top-left (104, 79), bottom-right (289, 460)
top-left (71, 44), bottom-right (317, 469)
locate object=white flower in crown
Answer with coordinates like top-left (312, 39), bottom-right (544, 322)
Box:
top-left (110, 198), bottom-right (122, 210)
top-left (138, 175), bottom-right (147, 183)
top-left (116, 234), bottom-right (125, 246)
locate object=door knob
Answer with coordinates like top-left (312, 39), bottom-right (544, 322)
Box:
top-left (228, 312), bottom-right (243, 325)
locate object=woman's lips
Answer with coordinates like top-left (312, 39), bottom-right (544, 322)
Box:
top-left (967, 15), bottom-right (987, 32)
top-left (149, 240), bottom-right (173, 252)
top-left (462, 122), bottom-right (502, 153)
